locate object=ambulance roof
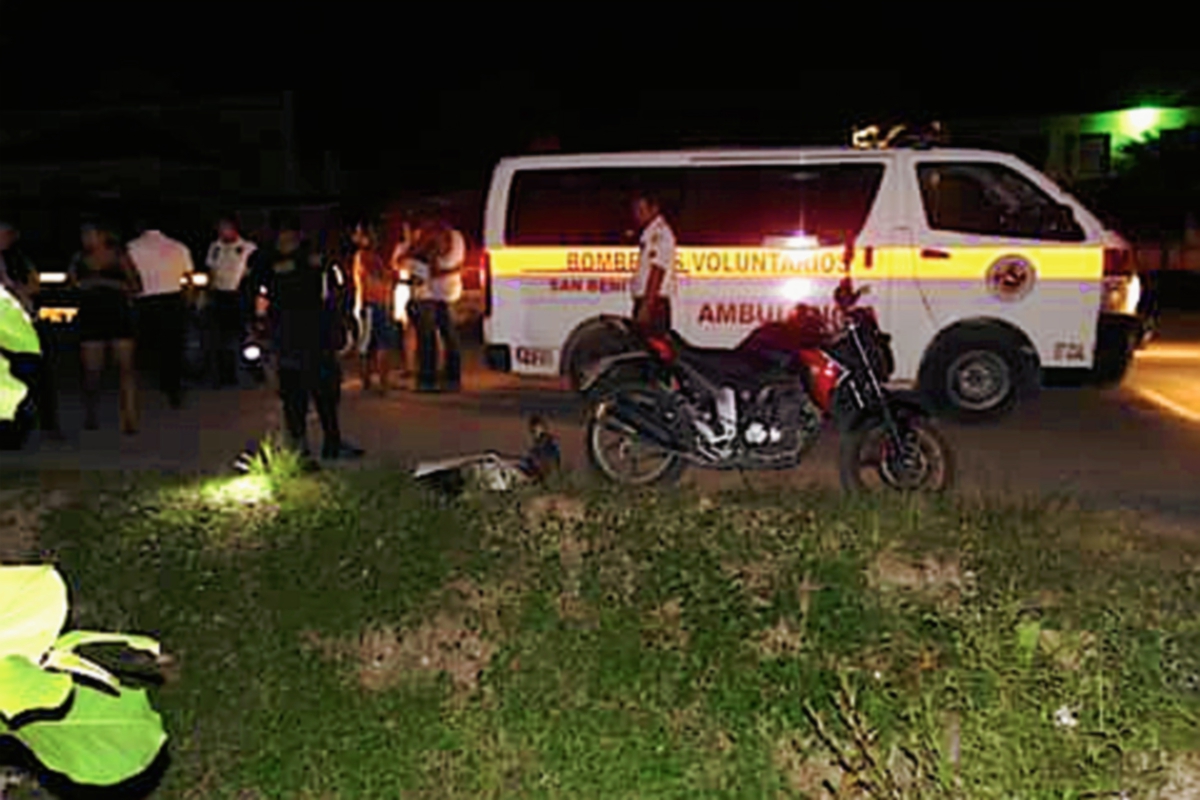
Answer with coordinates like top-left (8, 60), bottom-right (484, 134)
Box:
top-left (496, 147), bottom-right (1010, 170)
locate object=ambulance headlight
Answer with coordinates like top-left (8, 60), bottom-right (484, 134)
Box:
top-left (1126, 273), bottom-right (1142, 314)
top-left (1102, 274), bottom-right (1141, 315)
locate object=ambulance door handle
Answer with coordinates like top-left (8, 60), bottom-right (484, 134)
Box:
top-left (920, 248), bottom-right (951, 260)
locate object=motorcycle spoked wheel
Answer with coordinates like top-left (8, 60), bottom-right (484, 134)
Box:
top-left (585, 382), bottom-right (687, 487)
top-left (838, 415), bottom-right (954, 494)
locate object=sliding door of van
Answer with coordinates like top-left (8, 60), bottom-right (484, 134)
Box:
top-left (672, 161), bottom-right (891, 348)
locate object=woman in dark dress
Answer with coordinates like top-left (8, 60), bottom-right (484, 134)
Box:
top-left (67, 221), bottom-right (142, 433)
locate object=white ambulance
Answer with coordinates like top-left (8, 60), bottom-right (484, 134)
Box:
top-left (479, 143), bottom-right (1145, 421)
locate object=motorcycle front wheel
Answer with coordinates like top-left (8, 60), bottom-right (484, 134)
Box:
top-left (585, 384), bottom-right (686, 487)
top-left (839, 415), bottom-right (954, 494)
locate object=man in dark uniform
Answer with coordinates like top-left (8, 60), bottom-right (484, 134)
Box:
top-left (247, 213), bottom-right (363, 467)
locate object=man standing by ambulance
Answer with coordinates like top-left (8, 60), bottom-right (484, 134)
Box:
top-left (630, 190), bottom-right (677, 335)
top-left (127, 221), bottom-right (192, 408)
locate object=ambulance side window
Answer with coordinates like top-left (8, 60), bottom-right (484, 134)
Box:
top-left (916, 162), bottom-right (1085, 242)
top-left (506, 168), bottom-right (677, 246)
top-left (676, 164), bottom-right (886, 246)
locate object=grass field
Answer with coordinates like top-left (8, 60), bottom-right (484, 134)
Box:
top-left (3, 457), bottom-right (1200, 799)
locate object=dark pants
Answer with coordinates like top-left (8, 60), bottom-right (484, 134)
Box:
top-left (632, 297), bottom-right (672, 336)
top-left (136, 293), bottom-right (185, 403)
top-left (33, 321), bottom-right (59, 431)
top-left (416, 300), bottom-right (461, 389)
top-left (278, 351), bottom-right (341, 456)
top-left (212, 290), bottom-right (243, 386)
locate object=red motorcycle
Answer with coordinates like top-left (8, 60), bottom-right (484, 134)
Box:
top-left (579, 276), bottom-right (953, 493)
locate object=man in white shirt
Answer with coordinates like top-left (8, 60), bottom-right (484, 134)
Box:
top-left (411, 212), bottom-right (464, 392)
top-left (630, 190), bottom-right (677, 335)
top-left (127, 222), bottom-right (193, 407)
top-left (205, 215), bottom-right (257, 387)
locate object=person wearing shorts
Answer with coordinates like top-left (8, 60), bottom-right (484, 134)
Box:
top-left (351, 221), bottom-right (399, 393)
top-left (68, 221), bottom-right (143, 433)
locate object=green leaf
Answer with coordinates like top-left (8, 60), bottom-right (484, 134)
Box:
top-left (53, 630), bottom-right (161, 659)
top-left (41, 650), bottom-right (120, 693)
top-left (0, 654), bottom-right (73, 720)
top-left (12, 684), bottom-right (167, 786)
top-left (0, 565), bottom-right (69, 661)
top-left (0, 286), bottom-right (40, 422)
top-left (0, 287), bottom-right (39, 354)
top-left (0, 357), bottom-right (29, 422)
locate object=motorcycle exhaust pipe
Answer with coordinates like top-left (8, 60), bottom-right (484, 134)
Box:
top-left (607, 395), bottom-right (680, 452)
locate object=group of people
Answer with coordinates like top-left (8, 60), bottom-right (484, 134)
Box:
top-left (0, 217), bottom-right (193, 437)
top-left (0, 206), bottom-right (469, 469)
top-left (348, 211), bottom-right (465, 394)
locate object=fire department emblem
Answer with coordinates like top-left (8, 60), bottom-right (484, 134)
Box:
top-left (986, 255), bottom-right (1035, 301)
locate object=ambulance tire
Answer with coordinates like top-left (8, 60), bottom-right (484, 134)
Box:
top-left (921, 327), bottom-right (1025, 424)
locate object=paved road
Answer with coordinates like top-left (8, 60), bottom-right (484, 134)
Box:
top-left (4, 322), bottom-right (1199, 531)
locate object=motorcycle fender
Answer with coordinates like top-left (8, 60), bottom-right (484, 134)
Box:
top-left (579, 351), bottom-right (659, 397)
top-left (838, 390), bottom-right (931, 434)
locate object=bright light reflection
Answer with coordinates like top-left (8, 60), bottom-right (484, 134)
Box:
top-left (780, 278), bottom-right (820, 303)
top-left (1126, 274), bottom-right (1141, 314)
top-left (770, 234), bottom-right (821, 250)
top-left (1121, 107), bottom-right (1162, 137)
top-left (201, 474), bottom-right (274, 506)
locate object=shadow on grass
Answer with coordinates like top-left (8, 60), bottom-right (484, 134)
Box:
top-left (0, 740), bottom-right (169, 800)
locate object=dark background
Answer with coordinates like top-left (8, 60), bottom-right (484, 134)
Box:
top-left (3, 4), bottom-right (1198, 197)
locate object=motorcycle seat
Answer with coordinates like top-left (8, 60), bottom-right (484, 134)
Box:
top-left (664, 332), bottom-right (775, 385)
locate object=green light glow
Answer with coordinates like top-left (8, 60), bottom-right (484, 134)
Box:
top-left (1117, 107), bottom-right (1165, 139)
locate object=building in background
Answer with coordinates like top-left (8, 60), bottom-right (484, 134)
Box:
top-left (946, 103), bottom-right (1200, 184)
top-left (1043, 105), bottom-right (1200, 182)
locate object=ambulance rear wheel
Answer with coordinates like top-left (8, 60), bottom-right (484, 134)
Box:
top-left (922, 329), bottom-right (1022, 424)
top-left (567, 331), bottom-right (628, 391)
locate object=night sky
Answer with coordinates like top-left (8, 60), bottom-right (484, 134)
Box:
top-left (3, 5), bottom-right (1199, 196)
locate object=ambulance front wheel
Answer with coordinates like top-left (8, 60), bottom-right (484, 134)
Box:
top-left (921, 327), bottom-right (1027, 424)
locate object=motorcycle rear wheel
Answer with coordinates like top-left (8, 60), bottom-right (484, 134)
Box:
top-left (585, 384), bottom-right (686, 487)
top-left (839, 415), bottom-right (954, 494)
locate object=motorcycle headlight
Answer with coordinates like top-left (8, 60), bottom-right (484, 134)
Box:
top-left (242, 343), bottom-right (262, 362)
